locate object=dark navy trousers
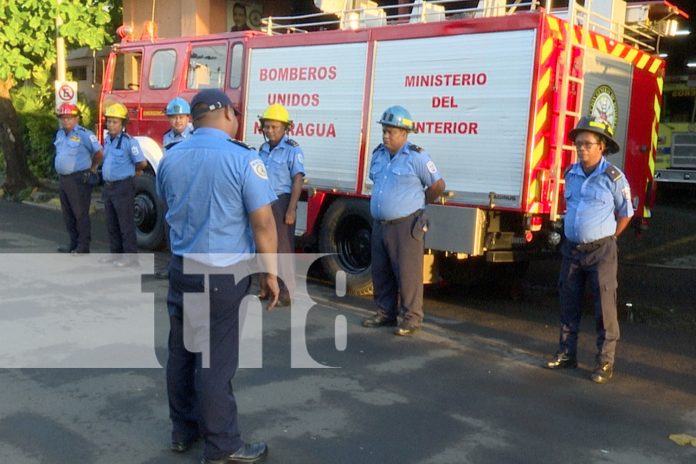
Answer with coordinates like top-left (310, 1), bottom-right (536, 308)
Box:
top-left (271, 193), bottom-right (295, 295)
top-left (59, 171), bottom-right (93, 252)
top-left (166, 256), bottom-right (250, 460)
top-left (371, 211), bottom-right (427, 324)
top-left (557, 238), bottom-right (620, 365)
top-left (102, 177), bottom-right (138, 253)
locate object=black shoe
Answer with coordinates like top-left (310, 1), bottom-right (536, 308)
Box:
top-left (155, 269), bottom-right (169, 280)
top-left (57, 245), bottom-right (74, 253)
top-left (362, 313), bottom-right (398, 328)
top-left (545, 352), bottom-right (577, 369)
top-left (591, 362), bottom-right (614, 384)
top-left (202, 441), bottom-right (268, 463)
top-left (394, 321), bottom-right (420, 336)
top-left (171, 436), bottom-right (198, 453)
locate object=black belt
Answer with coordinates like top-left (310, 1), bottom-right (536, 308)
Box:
top-left (571, 235), bottom-right (615, 253)
top-left (378, 210), bottom-right (422, 225)
top-left (60, 169), bottom-right (90, 178)
top-left (103, 177), bottom-right (133, 187)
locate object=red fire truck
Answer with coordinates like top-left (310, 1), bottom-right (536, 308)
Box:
top-left (99, 1), bottom-right (664, 295)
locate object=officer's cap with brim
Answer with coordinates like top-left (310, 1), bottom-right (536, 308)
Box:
top-left (190, 89), bottom-right (240, 120)
top-left (569, 116), bottom-right (620, 154)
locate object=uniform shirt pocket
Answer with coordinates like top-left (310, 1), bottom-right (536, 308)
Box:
top-left (390, 165), bottom-right (414, 185)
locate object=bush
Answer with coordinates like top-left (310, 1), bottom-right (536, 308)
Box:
top-left (19, 112), bottom-right (58, 180)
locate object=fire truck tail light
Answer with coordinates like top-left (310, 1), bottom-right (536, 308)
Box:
top-left (524, 230), bottom-right (534, 242)
top-left (530, 216), bottom-right (542, 231)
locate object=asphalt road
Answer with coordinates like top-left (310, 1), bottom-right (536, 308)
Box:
top-left (0, 197), bottom-right (695, 464)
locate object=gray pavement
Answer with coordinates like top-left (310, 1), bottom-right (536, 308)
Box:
top-left (0, 199), bottom-right (695, 463)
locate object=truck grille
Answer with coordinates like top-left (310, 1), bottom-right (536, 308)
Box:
top-left (672, 133), bottom-right (696, 169)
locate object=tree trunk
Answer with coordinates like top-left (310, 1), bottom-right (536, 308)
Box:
top-left (0, 78), bottom-right (37, 196)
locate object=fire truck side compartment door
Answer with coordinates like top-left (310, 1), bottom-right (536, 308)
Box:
top-left (424, 205), bottom-right (486, 256)
top-left (366, 29), bottom-right (537, 210)
top-left (243, 42), bottom-right (368, 192)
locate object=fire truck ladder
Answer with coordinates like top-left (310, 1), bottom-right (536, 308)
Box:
top-left (548, 0), bottom-right (592, 222)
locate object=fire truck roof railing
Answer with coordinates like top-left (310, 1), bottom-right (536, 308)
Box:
top-left (261, 0), bottom-right (683, 53)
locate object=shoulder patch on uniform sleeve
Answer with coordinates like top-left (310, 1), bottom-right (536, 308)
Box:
top-left (297, 153), bottom-right (304, 165)
top-left (250, 159), bottom-right (269, 180)
top-left (131, 145), bottom-right (139, 156)
top-left (409, 144), bottom-right (423, 153)
top-left (426, 160), bottom-right (438, 174)
top-left (88, 134), bottom-right (98, 143)
top-left (286, 138), bottom-right (299, 147)
top-left (604, 164), bottom-right (623, 182)
top-left (228, 138), bottom-right (253, 150)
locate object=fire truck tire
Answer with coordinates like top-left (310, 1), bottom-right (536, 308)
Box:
top-left (319, 199), bottom-right (374, 296)
top-left (133, 173), bottom-right (166, 251)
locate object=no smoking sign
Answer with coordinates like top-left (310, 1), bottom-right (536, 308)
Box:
top-left (55, 81), bottom-right (78, 109)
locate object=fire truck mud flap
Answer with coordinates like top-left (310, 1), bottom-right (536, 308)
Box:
top-left (134, 173), bottom-right (165, 250)
top-left (319, 198), bottom-right (374, 296)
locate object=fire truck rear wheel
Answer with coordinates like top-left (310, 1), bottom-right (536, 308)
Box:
top-left (133, 173), bottom-right (166, 250)
top-left (319, 199), bottom-right (374, 296)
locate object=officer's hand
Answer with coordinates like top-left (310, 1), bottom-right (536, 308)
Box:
top-left (264, 275), bottom-right (280, 310)
top-left (284, 209), bottom-right (296, 225)
top-left (88, 172), bottom-right (99, 186)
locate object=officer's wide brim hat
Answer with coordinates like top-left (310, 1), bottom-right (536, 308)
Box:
top-left (190, 89), bottom-right (240, 120)
top-left (569, 116), bottom-right (620, 154)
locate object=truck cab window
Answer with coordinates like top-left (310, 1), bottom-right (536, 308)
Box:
top-left (187, 45), bottom-right (227, 89)
top-left (112, 51), bottom-right (142, 91)
top-left (229, 43), bottom-right (243, 89)
top-left (149, 49), bottom-right (176, 89)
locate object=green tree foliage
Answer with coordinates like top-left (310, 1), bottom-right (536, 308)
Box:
top-left (0, 0), bottom-right (116, 194)
top-left (0, 1), bottom-right (113, 84)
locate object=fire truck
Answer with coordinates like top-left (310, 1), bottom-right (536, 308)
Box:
top-left (99, 0), bottom-right (666, 295)
top-left (655, 75), bottom-right (696, 184)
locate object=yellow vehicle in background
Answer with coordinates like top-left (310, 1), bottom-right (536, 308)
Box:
top-left (655, 76), bottom-right (696, 184)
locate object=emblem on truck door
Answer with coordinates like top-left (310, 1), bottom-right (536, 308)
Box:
top-left (589, 84), bottom-right (618, 132)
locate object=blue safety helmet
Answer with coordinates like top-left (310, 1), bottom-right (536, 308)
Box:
top-left (165, 97), bottom-right (191, 116)
top-left (378, 105), bottom-right (416, 132)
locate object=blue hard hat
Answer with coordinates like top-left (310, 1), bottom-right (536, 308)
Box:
top-left (378, 105), bottom-right (416, 132)
top-left (165, 97), bottom-right (191, 116)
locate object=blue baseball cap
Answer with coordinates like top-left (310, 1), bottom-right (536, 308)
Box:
top-left (190, 89), bottom-right (239, 120)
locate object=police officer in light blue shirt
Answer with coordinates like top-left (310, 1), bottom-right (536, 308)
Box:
top-left (545, 116), bottom-right (634, 385)
top-left (53, 103), bottom-right (103, 254)
top-left (162, 97), bottom-right (193, 151)
top-left (256, 103), bottom-right (305, 305)
top-left (101, 103), bottom-right (147, 263)
top-left (156, 89), bottom-right (276, 464)
top-left (362, 106), bottom-right (445, 336)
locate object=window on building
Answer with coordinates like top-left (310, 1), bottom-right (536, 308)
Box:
top-left (149, 49), bottom-right (176, 89)
top-left (187, 45), bottom-right (227, 89)
top-left (68, 66), bottom-right (87, 81)
top-left (229, 43), bottom-right (244, 89)
top-left (112, 51), bottom-right (142, 91)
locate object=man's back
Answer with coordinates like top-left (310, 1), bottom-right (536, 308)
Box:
top-left (157, 127), bottom-right (276, 265)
